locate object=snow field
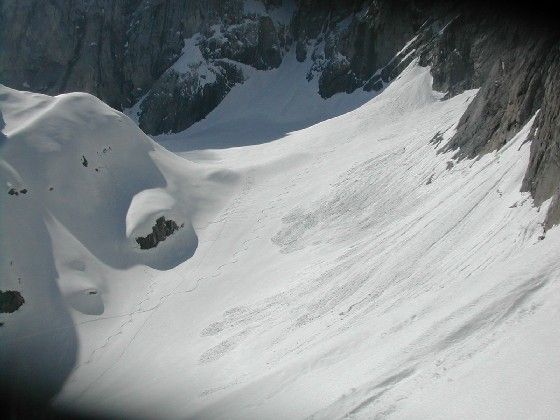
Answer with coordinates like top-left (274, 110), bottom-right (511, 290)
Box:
top-left (1, 59), bottom-right (559, 419)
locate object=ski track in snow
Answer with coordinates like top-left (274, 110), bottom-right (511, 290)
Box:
top-left (69, 170), bottom-right (257, 403)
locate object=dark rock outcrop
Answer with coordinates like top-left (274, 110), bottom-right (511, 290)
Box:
top-left (293, 0), bottom-right (424, 98)
top-left (138, 61), bottom-right (244, 134)
top-left (135, 216), bottom-right (182, 250)
top-left (432, 18), bottom-right (559, 158)
top-left (131, 1), bottom-right (289, 134)
top-left (199, 16), bottom-right (285, 70)
top-left (0, 291), bottom-right (25, 313)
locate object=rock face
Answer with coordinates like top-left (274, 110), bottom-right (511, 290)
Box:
top-left (138, 60), bottom-right (244, 134)
top-left (522, 49), bottom-right (560, 229)
top-left (0, 290), bottom-right (25, 313)
top-left (127, 0), bottom-right (290, 134)
top-left (136, 216), bottom-right (182, 250)
top-left (430, 16), bottom-right (559, 158)
top-left (0, 0), bottom-right (134, 109)
top-left (0, 0), bottom-right (290, 134)
top-left (414, 7), bottom-right (560, 228)
top-left (1, 1), bottom-right (560, 226)
top-left (292, 0), bottom-right (424, 98)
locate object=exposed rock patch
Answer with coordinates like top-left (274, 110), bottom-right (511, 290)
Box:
top-left (434, 20), bottom-right (558, 158)
top-left (521, 47), bottom-right (560, 228)
top-left (0, 290), bottom-right (25, 313)
top-left (135, 216), bottom-right (183, 250)
top-left (7, 187), bottom-right (27, 196)
top-left (138, 61), bottom-right (244, 134)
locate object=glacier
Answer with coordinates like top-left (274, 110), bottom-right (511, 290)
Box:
top-left (1, 59), bottom-right (560, 419)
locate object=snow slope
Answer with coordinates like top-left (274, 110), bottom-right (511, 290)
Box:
top-left (0, 86), bottom-right (227, 402)
top-left (2, 60), bottom-right (560, 419)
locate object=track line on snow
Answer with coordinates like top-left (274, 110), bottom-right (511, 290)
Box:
top-left (71, 171), bottom-right (255, 402)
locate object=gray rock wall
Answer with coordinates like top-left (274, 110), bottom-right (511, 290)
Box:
top-left (417, 8), bottom-right (560, 228)
top-left (0, 0), bottom-right (134, 108)
top-left (292, 0), bottom-right (423, 98)
top-left (138, 60), bottom-right (244, 134)
top-left (522, 47), bottom-right (560, 229)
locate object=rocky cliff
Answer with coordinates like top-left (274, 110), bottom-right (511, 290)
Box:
top-left (1, 0), bottom-right (559, 226)
top-left (0, 0), bottom-right (290, 134)
top-left (415, 6), bottom-right (560, 229)
top-left (0, 0), bottom-right (425, 134)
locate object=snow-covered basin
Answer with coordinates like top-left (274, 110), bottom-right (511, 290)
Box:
top-left (1, 59), bottom-right (559, 419)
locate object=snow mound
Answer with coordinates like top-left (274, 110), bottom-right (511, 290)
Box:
top-left (1, 85), bottom-right (199, 268)
top-left (0, 85), bottom-right (203, 401)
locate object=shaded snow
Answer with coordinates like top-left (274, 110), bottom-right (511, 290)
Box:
top-left (158, 52), bottom-right (378, 151)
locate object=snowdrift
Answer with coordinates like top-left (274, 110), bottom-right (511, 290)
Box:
top-left (0, 85), bottom-right (206, 402)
